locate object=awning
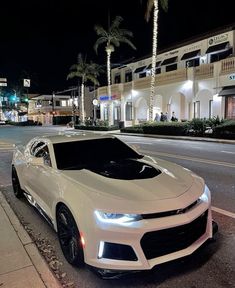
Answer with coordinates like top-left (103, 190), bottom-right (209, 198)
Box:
top-left (161, 56), bottom-right (178, 66)
top-left (181, 49), bottom-right (201, 60)
top-left (134, 66), bottom-right (146, 73)
top-left (206, 41), bottom-right (230, 54)
top-left (218, 86), bottom-right (235, 96)
top-left (146, 61), bottom-right (161, 70)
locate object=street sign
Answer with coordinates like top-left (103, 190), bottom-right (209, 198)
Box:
top-left (23, 79), bottom-right (31, 87)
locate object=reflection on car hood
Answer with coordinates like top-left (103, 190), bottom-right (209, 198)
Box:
top-left (61, 157), bottom-right (203, 202)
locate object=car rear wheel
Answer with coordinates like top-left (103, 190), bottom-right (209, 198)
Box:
top-left (11, 166), bottom-right (24, 198)
top-left (56, 204), bottom-right (84, 267)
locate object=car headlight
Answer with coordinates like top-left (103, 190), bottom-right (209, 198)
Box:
top-left (95, 211), bottom-right (142, 224)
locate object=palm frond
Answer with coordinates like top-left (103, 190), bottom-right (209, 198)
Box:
top-left (94, 37), bottom-right (108, 54)
top-left (145, 0), bottom-right (154, 22)
top-left (110, 15), bottom-right (123, 31)
top-left (160, 0), bottom-right (168, 12)
top-left (94, 25), bottom-right (107, 37)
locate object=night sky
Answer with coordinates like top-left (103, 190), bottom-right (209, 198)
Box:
top-left (0, 0), bottom-right (234, 93)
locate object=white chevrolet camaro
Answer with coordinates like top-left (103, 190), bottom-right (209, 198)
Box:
top-left (12, 132), bottom-right (217, 278)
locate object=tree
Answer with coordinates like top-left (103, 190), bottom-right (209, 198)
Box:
top-left (94, 15), bottom-right (136, 125)
top-left (67, 54), bottom-right (102, 124)
top-left (145, 0), bottom-right (168, 121)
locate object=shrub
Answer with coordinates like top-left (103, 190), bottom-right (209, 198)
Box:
top-left (74, 125), bottom-right (119, 131)
top-left (213, 120), bottom-right (235, 139)
top-left (120, 125), bottom-right (144, 133)
top-left (142, 122), bottom-right (188, 135)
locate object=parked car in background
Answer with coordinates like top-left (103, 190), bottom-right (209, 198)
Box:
top-left (0, 120), bottom-right (6, 125)
top-left (12, 132), bottom-right (218, 278)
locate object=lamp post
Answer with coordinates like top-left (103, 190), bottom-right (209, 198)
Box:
top-left (52, 92), bottom-right (55, 125)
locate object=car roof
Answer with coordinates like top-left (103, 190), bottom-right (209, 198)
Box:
top-left (37, 132), bottom-right (115, 144)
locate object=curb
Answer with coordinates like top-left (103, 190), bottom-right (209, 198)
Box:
top-left (0, 192), bottom-right (62, 288)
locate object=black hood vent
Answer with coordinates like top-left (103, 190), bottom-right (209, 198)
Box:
top-left (88, 159), bottom-right (161, 180)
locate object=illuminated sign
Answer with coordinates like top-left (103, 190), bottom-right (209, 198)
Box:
top-left (229, 74), bottom-right (235, 80)
top-left (99, 94), bottom-right (121, 101)
top-left (99, 95), bottom-right (110, 101)
top-left (208, 33), bottom-right (229, 46)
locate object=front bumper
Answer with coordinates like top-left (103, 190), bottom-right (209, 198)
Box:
top-left (84, 200), bottom-right (213, 271)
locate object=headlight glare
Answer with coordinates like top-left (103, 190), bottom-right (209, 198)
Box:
top-left (95, 211), bottom-right (142, 224)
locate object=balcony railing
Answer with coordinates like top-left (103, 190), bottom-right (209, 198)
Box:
top-left (194, 63), bottom-right (214, 79)
top-left (220, 56), bottom-right (235, 75)
top-left (156, 68), bottom-right (187, 85)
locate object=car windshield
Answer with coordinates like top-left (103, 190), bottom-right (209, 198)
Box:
top-left (53, 137), bottom-right (142, 170)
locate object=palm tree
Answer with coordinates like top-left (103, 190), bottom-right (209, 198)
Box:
top-left (145, 0), bottom-right (168, 121)
top-left (67, 54), bottom-right (102, 124)
top-left (94, 15), bottom-right (136, 125)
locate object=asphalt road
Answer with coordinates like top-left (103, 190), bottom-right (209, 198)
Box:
top-left (0, 125), bottom-right (234, 288)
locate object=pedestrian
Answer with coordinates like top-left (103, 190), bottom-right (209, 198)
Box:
top-left (154, 112), bottom-right (160, 122)
top-left (160, 112), bottom-right (164, 121)
top-left (164, 112), bottom-right (168, 121)
top-left (171, 111), bottom-right (178, 122)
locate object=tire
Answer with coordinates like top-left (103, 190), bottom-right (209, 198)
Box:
top-left (11, 166), bottom-right (24, 198)
top-left (56, 204), bottom-right (84, 267)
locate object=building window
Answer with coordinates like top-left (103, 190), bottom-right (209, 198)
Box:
top-left (114, 74), bottom-right (121, 83)
top-left (156, 68), bottom-right (161, 74)
top-left (186, 58), bottom-right (200, 68)
top-left (210, 48), bottom-right (233, 63)
top-left (125, 102), bottom-right (132, 120)
top-left (55, 101), bottom-right (60, 106)
top-left (103, 106), bottom-right (108, 120)
top-left (166, 64), bottom-right (177, 72)
top-left (194, 101), bottom-right (200, 118)
top-left (139, 72), bottom-right (146, 78)
top-left (225, 96), bottom-right (235, 119)
top-left (209, 100), bottom-right (213, 118)
top-left (125, 71), bottom-right (132, 82)
top-left (61, 100), bottom-right (67, 107)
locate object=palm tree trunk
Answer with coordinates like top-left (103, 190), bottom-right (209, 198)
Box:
top-left (149, 0), bottom-right (159, 121)
top-left (80, 81), bottom-right (85, 124)
top-left (106, 47), bottom-right (113, 126)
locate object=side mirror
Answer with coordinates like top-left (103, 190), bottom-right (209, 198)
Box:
top-left (29, 156), bottom-right (44, 166)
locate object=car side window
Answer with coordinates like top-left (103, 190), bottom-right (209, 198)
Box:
top-left (30, 141), bottom-right (52, 167)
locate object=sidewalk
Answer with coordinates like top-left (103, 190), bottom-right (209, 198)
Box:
top-left (0, 192), bottom-right (61, 288)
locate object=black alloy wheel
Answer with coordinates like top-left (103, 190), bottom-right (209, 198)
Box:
top-left (11, 166), bottom-right (24, 198)
top-left (56, 204), bottom-right (84, 267)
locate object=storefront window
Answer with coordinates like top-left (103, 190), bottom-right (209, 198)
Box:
top-left (225, 96), bottom-right (235, 119)
top-left (125, 102), bottom-right (132, 120)
top-left (209, 100), bottom-right (213, 118)
top-left (194, 101), bottom-right (200, 118)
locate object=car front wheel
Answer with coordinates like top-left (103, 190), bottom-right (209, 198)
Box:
top-left (56, 204), bottom-right (84, 267)
top-left (11, 166), bottom-right (24, 198)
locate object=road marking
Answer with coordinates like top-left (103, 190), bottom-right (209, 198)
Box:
top-left (0, 184), bottom-right (12, 188)
top-left (141, 150), bottom-right (235, 168)
top-left (221, 150), bottom-right (235, 154)
top-left (212, 206), bottom-right (235, 219)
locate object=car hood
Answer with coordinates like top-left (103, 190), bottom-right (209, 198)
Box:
top-left (61, 156), bottom-right (204, 203)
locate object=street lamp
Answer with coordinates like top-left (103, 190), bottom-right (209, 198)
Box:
top-left (52, 92), bottom-right (55, 124)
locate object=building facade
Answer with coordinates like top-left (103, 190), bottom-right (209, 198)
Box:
top-left (28, 89), bottom-right (94, 124)
top-left (96, 26), bottom-right (235, 126)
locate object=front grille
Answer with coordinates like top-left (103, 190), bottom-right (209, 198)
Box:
top-left (140, 210), bottom-right (208, 260)
top-left (141, 200), bottom-right (199, 219)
